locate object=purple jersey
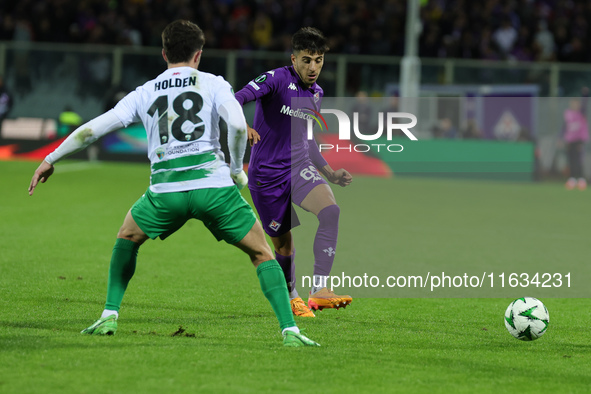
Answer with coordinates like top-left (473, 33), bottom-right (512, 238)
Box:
top-left (235, 66), bottom-right (327, 186)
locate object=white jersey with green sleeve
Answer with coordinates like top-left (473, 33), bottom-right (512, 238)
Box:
top-left (112, 67), bottom-right (239, 193)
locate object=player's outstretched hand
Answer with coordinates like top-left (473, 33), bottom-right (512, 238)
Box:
top-left (29, 160), bottom-right (55, 196)
top-left (330, 168), bottom-right (353, 187)
top-left (231, 170), bottom-right (248, 190)
top-left (247, 125), bottom-right (260, 146)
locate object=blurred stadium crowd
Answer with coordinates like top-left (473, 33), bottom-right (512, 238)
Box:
top-left (1, 0), bottom-right (591, 62)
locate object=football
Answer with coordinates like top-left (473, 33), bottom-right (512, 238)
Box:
top-left (504, 297), bottom-right (550, 341)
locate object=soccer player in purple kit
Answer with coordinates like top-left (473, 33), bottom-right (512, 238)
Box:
top-left (235, 27), bottom-right (353, 317)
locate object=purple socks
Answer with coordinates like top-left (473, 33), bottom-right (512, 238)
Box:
top-left (313, 204), bottom-right (340, 276)
top-left (275, 250), bottom-right (296, 293)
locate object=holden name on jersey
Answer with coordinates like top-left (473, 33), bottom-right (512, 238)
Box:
top-left (154, 76), bottom-right (197, 91)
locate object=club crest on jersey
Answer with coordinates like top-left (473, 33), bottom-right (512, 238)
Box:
top-left (269, 220), bottom-right (281, 231)
top-left (314, 92), bottom-right (320, 102)
top-left (155, 147), bottom-right (165, 160)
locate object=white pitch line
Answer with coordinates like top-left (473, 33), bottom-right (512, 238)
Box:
top-left (57, 162), bottom-right (103, 173)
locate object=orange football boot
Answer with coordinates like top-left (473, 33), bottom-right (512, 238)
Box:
top-left (290, 297), bottom-right (316, 317)
top-left (308, 288), bottom-right (352, 311)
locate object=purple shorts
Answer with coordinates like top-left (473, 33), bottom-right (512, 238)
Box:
top-left (249, 161), bottom-right (328, 237)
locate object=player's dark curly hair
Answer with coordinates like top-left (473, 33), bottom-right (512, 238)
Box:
top-left (292, 27), bottom-right (329, 55)
top-left (162, 20), bottom-right (205, 64)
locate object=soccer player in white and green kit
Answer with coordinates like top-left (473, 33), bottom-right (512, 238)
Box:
top-left (28, 20), bottom-right (319, 347)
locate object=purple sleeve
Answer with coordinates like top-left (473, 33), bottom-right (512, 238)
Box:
top-left (234, 88), bottom-right (256, 106)
top-left (310, 94), bottom-right (327, 168)
top-left (234, 72), bottom-right (277, 106)
top-left (308, 137), bottom-right (328, 169)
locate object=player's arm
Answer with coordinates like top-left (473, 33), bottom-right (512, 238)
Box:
top-left (28, 111), bottom-right (124, 195)
top-left (247, 125), bottom-right (260, 146)
top-left (307, 135), bottom-right (352, 187)
top-left (216, 81), bottom-right (248, 189)
top-left (234, 84), bottom-right (260, 146)
top-left (215, 78), bottom-right (251, 189)
top-left (308, 134), bottom-right (328, 169)
top-left (235, 88), bottom-right (261, 146)
top-left (234, 72), bottom-right (276, 146)
top-left (318, 164), bottom-right (353, 187)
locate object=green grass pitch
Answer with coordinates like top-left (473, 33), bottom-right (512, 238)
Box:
top-left (1, 159), bottom-right (590, 393)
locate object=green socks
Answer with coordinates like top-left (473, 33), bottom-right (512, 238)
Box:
top-left (257, 260), bottom-right (297, 331)
top-left (102, 243), bottom-right (295, 332)
top-left (104, 238), bottom-right (139, 312)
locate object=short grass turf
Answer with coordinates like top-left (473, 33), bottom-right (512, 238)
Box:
top-left (1, 160), bottom-right (590, 393)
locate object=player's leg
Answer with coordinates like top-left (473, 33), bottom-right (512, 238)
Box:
top-left (566, 142), bottom-right (578, 189)
top-left (299, 183), bottom-right (352, 311)
top-left (573, 142), bottom-right (587, 190)
top-left (233, 222), bottom-right (295, 330)
top-left (81, 210), bottom-right (148, 335)
top-left (233, 221), bottom-right (318, 346)
top-left (270, 231), bottom-right (295, 294)
top-left (82, 190), bottom-right (186, 335)
top-left (199, 186), bottom-right (318, 346)
top-left (250, 183), bottom-right (315, 317)
top-left (270, 232), bottom-right (315, 317)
